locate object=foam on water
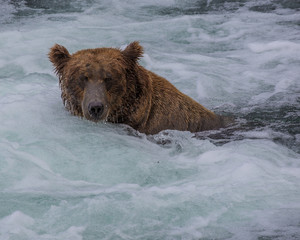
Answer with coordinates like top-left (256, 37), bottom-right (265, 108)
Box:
top-left (0, 0), bottom-right (300, 239)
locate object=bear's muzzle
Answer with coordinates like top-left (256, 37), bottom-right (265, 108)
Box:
top-left (88, 101), bottom-right (104, 120)
top-left (82, 81), bottom-right (108, 122)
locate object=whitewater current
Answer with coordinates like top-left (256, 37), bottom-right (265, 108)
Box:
top-left (0, 0), bottom-right (299, 239)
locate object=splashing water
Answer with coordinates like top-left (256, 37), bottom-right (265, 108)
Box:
top-left (0, 0), bottom-right (299, 239)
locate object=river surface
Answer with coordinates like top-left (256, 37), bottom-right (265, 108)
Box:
top-left (0, 0), bottom-right (299, 239)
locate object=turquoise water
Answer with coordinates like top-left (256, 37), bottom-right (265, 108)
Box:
top-left (0, 0), bottom-right (299, 239)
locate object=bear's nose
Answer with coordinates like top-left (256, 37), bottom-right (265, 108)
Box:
top-left (88, 101), bottom-right (104, 119)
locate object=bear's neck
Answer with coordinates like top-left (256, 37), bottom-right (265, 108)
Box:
top-left (108, 66), bottom-right (152, 129)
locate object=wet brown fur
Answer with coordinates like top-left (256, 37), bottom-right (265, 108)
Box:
top-left (49, 41), bottom-right (226, 135)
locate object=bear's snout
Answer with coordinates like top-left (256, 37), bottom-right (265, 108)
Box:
top-left (81, 81), bottom-right (108, 122)
top-left (88, 101), bottom-right (104, 120)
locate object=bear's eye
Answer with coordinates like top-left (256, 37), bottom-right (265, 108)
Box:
top-left (80, 76), bottom-right (88, 82)
top-left (104, 77), bottom-right (113, 91)
top-left (104, 77), bottom-right (112, 82)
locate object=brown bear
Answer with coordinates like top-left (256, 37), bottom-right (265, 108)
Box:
top-left (49, 41), bottom-right (226, 135)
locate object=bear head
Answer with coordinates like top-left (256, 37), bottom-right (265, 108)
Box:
top-left (49, 42), bottom-right (151, 126)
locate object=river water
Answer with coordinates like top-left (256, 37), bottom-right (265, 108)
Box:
top-left (0, 0), bottom-right (299, 239)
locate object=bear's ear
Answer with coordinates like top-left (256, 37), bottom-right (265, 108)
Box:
top-left (48, 44), bottom-right (71, 75)
top-left (122, 41), bottom-right (143, 62)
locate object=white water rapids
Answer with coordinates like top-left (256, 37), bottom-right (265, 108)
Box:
top-left (0, 1), bottom-right (299, 239)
